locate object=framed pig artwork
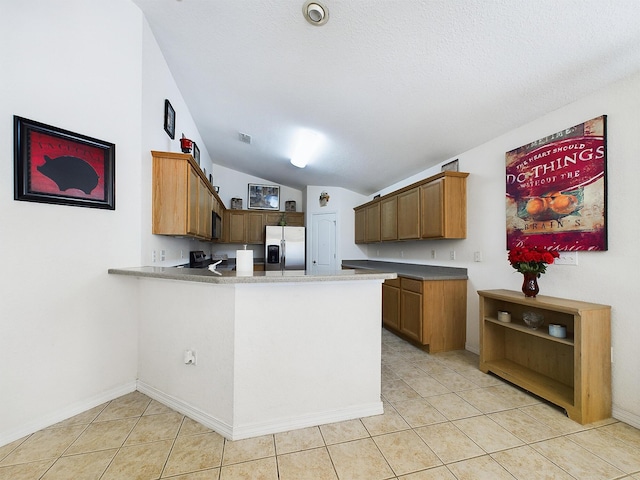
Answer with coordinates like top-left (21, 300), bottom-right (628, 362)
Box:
top-left (14, 116), bottom-right (115, 210)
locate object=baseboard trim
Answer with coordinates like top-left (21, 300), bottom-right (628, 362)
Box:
top-left (136, 380), bottom-right (383, 440)
top-left (136, 381), bottom-right (234, 439)
top-left (0, 382), bottom-right (136, 448)
top-left (612, 406), bottom-right (640, 429)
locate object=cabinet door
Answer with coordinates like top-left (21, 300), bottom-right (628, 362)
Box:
top-left (198, 179), bottom-right (213, 240)
top-left (246, 212), bottom-right (265, 244)
top-left (400, 289), bottom-right (422, 342)
top-left (365, 203), bottom-right (381, 242)
top-left (380, 196), bottom-right (398, 241)
top-left (354, 208), bottom-right (366, 244)
top-left (420, 180), bottom-right (444, 238)
top-left (382, 281), bottom-right (400, 329)
top-left (227, 211), bottom-right (246, 243)
top-left (397, 187), bottom-right (420, 239)
top-left (187, 167), bottom-right (200, 236)
top-left (400, 277), bottom-right (423, 342)
top-left (152, 155), bottom-right (188, 235)
top-left (286, 212), bottom-right (304, 226)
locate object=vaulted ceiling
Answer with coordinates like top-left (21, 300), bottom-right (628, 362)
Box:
top-left (133, 0), bottom-right (640, 195)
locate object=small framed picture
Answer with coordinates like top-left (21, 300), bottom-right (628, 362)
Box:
top-left (285, 200), bottom-right (296, 212)
top-left (164, 99), bottom-right (175, 139)
top-left (248, 184), bottom-right (280, 210)
top-left (231, 197), bottom-right (243, 209)
top-left (441, 159), bottom-right (459, 172)
top-left (192, 141), bottom-right (200, 166)
top-left (14, 116), bottom-right (116, 210)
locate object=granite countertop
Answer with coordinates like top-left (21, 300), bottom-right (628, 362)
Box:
top-left (341, 260), bottom-right (467, 281)
top-left (108, 266), bottom-right (396, 285)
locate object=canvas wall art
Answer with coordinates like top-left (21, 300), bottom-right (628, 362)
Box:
top-left (506, 115), bottom-right (607, 251)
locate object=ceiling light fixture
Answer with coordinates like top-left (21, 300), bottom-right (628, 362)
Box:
top-left (290, 128), bottom-right (325, 168)
top-left (302, 1), bottom-right (329, 26)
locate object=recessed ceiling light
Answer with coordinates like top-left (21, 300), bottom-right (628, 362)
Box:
top-left (302, 1), bottom-right (329, 26)
top-left (290, 128), bottom-right (325, 168)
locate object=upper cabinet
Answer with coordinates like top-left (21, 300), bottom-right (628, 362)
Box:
top-left (354, 171), bottom-right (469, 244)
top-left (152, 151), bottom-right (222, 241)
top-left (219, 210), bottom-right (304, 244)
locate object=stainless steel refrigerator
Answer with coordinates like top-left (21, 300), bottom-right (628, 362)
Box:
top-left (265, 226), bottom-right (305, 271)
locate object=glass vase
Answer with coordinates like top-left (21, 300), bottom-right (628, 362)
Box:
top-left (522, 272), bottom-right (540, 297)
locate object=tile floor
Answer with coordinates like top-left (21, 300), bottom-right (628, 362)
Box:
top-left (1, 328), bottom-right (640, 480)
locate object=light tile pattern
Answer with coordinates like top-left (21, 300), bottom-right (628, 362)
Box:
top-left (1, 329), bottom-right (639, 479)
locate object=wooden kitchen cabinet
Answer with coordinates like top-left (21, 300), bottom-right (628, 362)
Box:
top-left (380, 196), bottom-right (398, 241)
top-left (400, 277), bottom-right (423, 342)
top-left (246, 212), bottom-right (265, 244)
top-left (397, 187), bottom-right (420, 240)
top-left (224, 210), bottom-right (246, 243)
top-left (421, 174), bottom-right (467, 239)
top-left (478, 289), bottom-right (611, 424)
top-left (354, 171), bottom-right (468, 243)
top-left (152, 151), bottom-right (220, 241)
top-left (355, 208), bottom-right (366, 244)
top-left (365, 203), bottom-right (381, 242)
top-left (219, 210), bottom-right (305, 244)
top-left (382, 278), bottom-right (400, 330)
top-left (383, 276), bottom-right (467, 353)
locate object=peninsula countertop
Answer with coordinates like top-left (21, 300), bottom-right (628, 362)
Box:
top-left (341, 260), bottom-right (467, 281)
top-left (108, 266), bottom-right (396, 284)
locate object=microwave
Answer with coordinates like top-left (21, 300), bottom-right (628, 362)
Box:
top-left (212, 212), bottom-right (222, 240)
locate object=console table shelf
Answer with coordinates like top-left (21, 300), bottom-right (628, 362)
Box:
top-left (478, 289), bottom-right (611, 424)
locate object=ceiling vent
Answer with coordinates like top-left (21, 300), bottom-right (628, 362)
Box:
top-left (238, 132), bottom-right (252, 144)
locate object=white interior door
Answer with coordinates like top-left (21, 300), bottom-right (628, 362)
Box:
top-left (311, 213), bottom-right (336, 272)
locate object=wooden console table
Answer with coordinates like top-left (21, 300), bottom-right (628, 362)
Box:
top-left (478, 289), bottom-right (611, 424)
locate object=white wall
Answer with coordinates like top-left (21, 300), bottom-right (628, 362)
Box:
top-left (367, 72), bottom-right (640, 426)
top-left (0, 0), bottom-right (143, 443)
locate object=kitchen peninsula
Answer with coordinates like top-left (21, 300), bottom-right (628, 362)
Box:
top-left (108, 266), bottom-right (395, 440)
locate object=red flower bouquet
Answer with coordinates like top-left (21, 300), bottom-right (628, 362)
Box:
top-left (508, 246), bottom-right (560, 276)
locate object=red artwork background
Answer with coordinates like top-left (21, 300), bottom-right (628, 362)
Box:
top-left (28, 130), bottom-right (107, 200)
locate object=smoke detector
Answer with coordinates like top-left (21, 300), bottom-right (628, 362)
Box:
top-left (303, 1), bottom-right (329, 26)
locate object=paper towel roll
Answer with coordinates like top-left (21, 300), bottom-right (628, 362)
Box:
top-left (236, 250), bottom-right (253, 274)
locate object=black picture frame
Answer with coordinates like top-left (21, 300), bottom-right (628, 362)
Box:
top-left (248, 184), bottom-right (280, 210)
top-left (164, 99), bottom-right (175, 139)
top-left (14, 116), bottom-right (116, 210)
top-left (193, 141), bottom-right (200, 166)
top-left (441, 159), bottom-right (459, 172)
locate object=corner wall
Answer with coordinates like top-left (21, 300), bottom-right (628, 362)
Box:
top-left (0, 0), bottom-right (144, 443)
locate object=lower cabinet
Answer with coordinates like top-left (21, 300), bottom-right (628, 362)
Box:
top-left (382, 278), bottom-right (400, 330)
top-left (383, 276), bottom-right (467, 353)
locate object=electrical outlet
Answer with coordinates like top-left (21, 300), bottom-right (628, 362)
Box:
top-left (152, 250), bottom-right (156, 263)
top-left (180, 250), bottom-right (184, 259)
top-left (449, 250), bottom-right (456, 260)
top-left (400, 250), bottom-right (404, 258)
top-left (555, 251), bottom-right (578, 265)
top-left (474, 251), bottom-right (482, 262)
top-left (161, 249), bottom-right (166, 261)
top-left (430, 250), bottom-right (436, 259)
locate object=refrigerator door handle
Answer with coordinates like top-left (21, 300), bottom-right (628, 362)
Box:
top-left (281, 238), bottom-right (286, 269)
